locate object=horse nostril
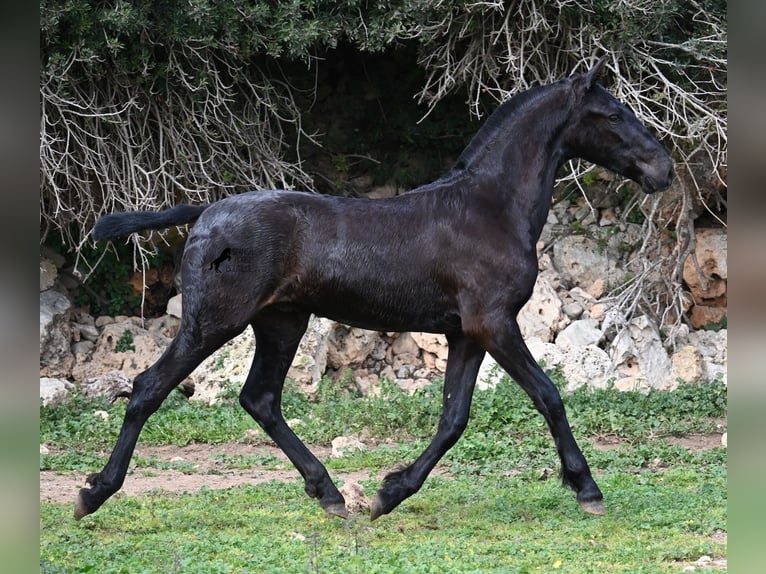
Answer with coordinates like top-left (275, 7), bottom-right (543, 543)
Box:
top-left (666, 164), bottom-right (675, 185)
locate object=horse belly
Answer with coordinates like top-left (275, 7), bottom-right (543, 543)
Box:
top-left (301, 277), bottom-right (462, 334)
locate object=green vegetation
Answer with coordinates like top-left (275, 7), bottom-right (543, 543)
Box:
top-left (40, 0), bottom-right (726, 257)
top-left (40, 372), bottom-right (726, 572)
top-left (114, 330), bottom-right (135, 353)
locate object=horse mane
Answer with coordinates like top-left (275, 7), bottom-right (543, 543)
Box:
top-left (409, 76), bottom-right (573, 194)
top-left (450, 79), bottom-right (570, 173)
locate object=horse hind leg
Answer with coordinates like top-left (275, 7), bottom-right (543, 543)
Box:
top-left (238, 311), bottom-right (348, 519)
top-left (371, 335), bottom-right (485, 520)
top-left (74, 321), bottom-right (243, 520)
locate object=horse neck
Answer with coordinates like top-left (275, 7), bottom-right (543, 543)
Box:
top-left (460, 86), bottom-right (574, 248)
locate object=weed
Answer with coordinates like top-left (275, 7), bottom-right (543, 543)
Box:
top-left (114, 329), bottom-right (135, 353)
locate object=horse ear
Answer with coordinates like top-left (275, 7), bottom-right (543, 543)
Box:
top-left (573, 56), bottom-right (608, 100)
top-left (585, 56), bottom-right (608, 87)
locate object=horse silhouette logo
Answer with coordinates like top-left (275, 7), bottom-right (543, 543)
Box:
top-left (209, 247), bottom-right (232, 273)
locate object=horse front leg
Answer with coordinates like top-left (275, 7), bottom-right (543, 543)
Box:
top-left (240, 313), bottom-right (348, 519)
top-left (371, 335), bottom-right (485, 520)
top-left (485, 319), bottom-right (605, 515)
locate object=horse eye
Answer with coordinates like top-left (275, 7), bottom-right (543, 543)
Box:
top-left (608, 113), bottom-right (621, 124)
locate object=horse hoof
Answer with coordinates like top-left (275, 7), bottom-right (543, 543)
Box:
top-left (579, 498), bottom-right (606, 516)
top-left (323, 503), bottom-right (349, 520)
top-left (370, 495), bottom-right (388, 521)
top-left (73, 492), bottom-right (91, 521)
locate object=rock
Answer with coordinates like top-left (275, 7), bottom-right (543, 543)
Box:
top-left (686, 328), bottom-right (727, 384)
top-left (144, 315), bottom-right (181, 338)
top-left (190, 329), bottom-right (255, 404)
top-left (40, 444), bottom-right (50, 455)
top-left (71, 340), bottom-right (94, 358)
top-left (40, 377), bottom-right (73, 407)
top-left (166, 293), bottom-right (183, 318)
top-left (721, 432), bottom-right (727, 447)
top-left (586, 278), bottom-right (607, 299)
top-left (670, 345), bottom-right (703, 384)
top-left (396, 377), bottom-right (431, 394)
top-left (40, 290), bottom-right (74, 378)
top-left (40, 257), bottom-right (58, 291)
top-left (331, 435), bottom-right (366, 458)
top-left (72, 320), bottom-right (171, 382)
top-left (526, 339), bottom-right (613, 391)
top-left (517, 275), bottom-right (564, 342)
top-left (287, 316), bottom-right (333, 390)
top-left (610, 316), bottom-right (674, 391)
top-left (562, 302), bottom-right (584, 320)
top-left (81, 370), bottom-right (132, 401)
top-left (353, 370), bottom-right (380, 396)
top-left (555, 319), bottom-right (603, 349)
top-left (683, 228), bottom-right (727, 302)
top-left (410, 332), bottom-right (448, 361)
top-left (391, 332), bottom-right (420, 357)
top-left (74, 322), bottom-right (100, 342)
top-left (599, 207), bottom-right (618, 226)
top-left (93, 410), bottom-right (109, 420)
top-left (687, 305), bottom-right (726, 330)
top-left (339, 480), bottom-right (370, 515)
top-left (327, 325), bottom-right (379, 370)
top-left (588, 303), bottom-right (608, 321)
top-left (552, 234), bottom-right (627, 290)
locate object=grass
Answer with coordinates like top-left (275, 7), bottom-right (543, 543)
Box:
top-left (40, 370), bottom-right (727, 573)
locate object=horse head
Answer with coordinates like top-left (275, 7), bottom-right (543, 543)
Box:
top-left (564, 57), bottom-right (675, 194)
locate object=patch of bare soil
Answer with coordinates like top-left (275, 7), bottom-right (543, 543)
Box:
top-left (41, 431), bottom-right (725, 506)
top-left (590, 431), bottom-right (725, 452)
top-left (40, 443), bottom-right (382, 505)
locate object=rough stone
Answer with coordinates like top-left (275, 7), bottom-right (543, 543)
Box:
top-left (40, 258), bottom-right (58, 291)
top-left (40, 377), bottom-right (73, 407)
top-left (517, 275), bottom-right (564, 342)
top-left (562, 302), bottom-right (584, 320)
top-left (670, 345), bottom-right (704, 384)
top-left (331, 435), bottom-right (366, 458)
top-left (687, 305), bottom-right (726, 330)
top-left (287, 316), bottom-right (333, 390)
top-left (190, 329), bottom-right (255, 404)
top-left (72, 320), bottom-right (172, 382)
top-left (555, 319), bottom-right (603, 349)
top-left (410, 332), bottom-right (448, 361)
top-left (683, 228), bottom-right (727, 302)
top-left (74, 322), bottom-right (100, 342)
top-left (40, 289), bottom-right (74, 378)
top-left (327, 326), bottom-right (379, 370)
top-left (391, 332), bottom-right (420, 357)
top-left (166, 293), bottom-right (183, 318)
top-left (686, 328), bottom-right (727, 384)
top-left (81, 370), bottom-right (132, 401)
top-left (610, 315), bottom-right (674, 391)
top-left (552, 234), bottom-right (627, 290)
top-left (339, 480), bottom-right (370, 515)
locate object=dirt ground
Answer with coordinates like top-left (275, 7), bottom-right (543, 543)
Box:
top-left (39, 433), bottom-right (725, 505)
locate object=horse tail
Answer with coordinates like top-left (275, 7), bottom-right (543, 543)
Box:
top-left (93, 204), bottom-right (210, 241)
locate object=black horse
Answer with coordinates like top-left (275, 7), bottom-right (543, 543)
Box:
top-left (77, 57), bottom-right (673, 522)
